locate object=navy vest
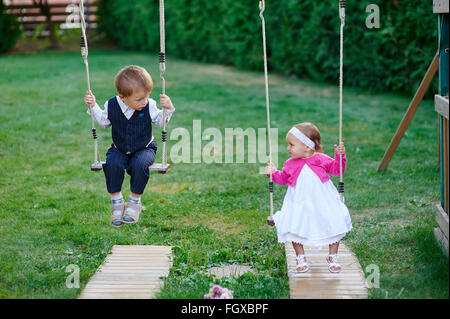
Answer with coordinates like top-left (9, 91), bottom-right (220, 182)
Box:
top-left (107, 97), bottom-right (152, 154)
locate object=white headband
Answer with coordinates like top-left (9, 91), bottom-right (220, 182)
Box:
top-left (287, 127), bottom-right (316, 150)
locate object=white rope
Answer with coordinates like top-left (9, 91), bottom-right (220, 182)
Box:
top-left (79, 0), bottom-right (101, 168)
top-left (259, 0), bottom-right (274, 224)
top-left (160, 0), bottom-right (167, 166)
top-left (339, 1), bottom-right (345, 203)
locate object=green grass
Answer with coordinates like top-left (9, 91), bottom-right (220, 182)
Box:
top-left (0, 50), bottom-right (448, 299)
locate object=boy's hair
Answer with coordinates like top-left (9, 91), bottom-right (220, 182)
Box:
top-left (114, 65), bottom-right (153, 97)
top-left (295, 122), bottom-right (323, 153)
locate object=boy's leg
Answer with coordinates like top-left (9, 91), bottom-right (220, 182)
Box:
top-left (103, 146), bottom-right (128, 194)
top-left (110, 192), bottom-right (125, 227)
top-left (127, 143), bottom-right (157, 195)
top-left (103, 146), bottom-right (128, 227)
top-left (123, 143), bottom-right (156, 223)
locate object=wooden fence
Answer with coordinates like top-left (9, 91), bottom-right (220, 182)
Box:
top-left (4, 0), bottom-right (97, 35)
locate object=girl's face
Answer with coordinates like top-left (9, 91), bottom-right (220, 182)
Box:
top-left (120, 88), bottom-right (150, 111)
top-left (286, 133), bottom-right (314, 159)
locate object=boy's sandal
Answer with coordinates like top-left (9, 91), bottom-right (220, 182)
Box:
top-left (295, 254), bottom-right (310, 273)
top-left (122, 202), bottom-right (145, 224)
top-left (326, 254), bottom-right (342, 273)
top-left (110, 203), bottom-right (125, 228)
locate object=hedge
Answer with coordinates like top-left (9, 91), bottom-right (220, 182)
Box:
top-left (0, 1), bottom-right (22, 53)
top-left (97, 0), bottom-right (438, 95)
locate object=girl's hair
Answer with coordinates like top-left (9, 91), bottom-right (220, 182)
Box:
top-left (294, 122), bottom-right (323, 153)
top-left (115, 65), bottom-right (153, 97)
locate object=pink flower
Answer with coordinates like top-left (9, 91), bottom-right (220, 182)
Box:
top-left (211, 285), bottom-right (223, 294)
top-left (204, 285), bottom-right (234, 299)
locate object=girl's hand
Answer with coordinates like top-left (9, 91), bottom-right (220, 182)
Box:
top-left (266, 162), bottom-right (276, 175)
top-left (334, 142), bottom-right (345, 155)
top-left (160, 94), bottom-right (174, 110)
top-left (84, 90), bottom-right (96, 107)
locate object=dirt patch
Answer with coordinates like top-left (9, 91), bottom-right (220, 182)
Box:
top-left (147, 182), bottom-right (198, 194)
top-left (207, 264), bottom-right (256, 278)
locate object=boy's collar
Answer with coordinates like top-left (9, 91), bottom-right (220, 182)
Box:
top-left (116, 96), bottom-right (134, 112)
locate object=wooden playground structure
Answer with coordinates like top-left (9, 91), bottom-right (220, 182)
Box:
top-left (378, 0), bottom-right (448, 257)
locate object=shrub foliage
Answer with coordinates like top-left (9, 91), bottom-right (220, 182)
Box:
top-left (0, 1), bottom-right (22, 53)
top-left (98, 0), bottom-right (438, 94)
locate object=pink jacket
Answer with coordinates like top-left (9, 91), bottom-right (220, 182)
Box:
top-left (268, 152), bottom-right (347, 187)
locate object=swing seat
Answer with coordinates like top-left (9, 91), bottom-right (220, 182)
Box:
top-left (90, 162), bottom-right (170, 174)
top-left (91, 161), bottom-right (105, 171)
top-left (149, 163), bottom-right (171, 174)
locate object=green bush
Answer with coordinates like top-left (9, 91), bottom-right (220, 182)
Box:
top-left (98, 0), bottom-right (438, 95)
top-left (0, 2), bottom-right (22, 53)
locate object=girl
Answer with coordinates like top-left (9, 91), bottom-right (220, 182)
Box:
top-left (266, 122), bottom-right (352, 273)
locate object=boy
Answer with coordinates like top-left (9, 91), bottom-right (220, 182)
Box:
top-left (84, 65), bottom-right (175, 228)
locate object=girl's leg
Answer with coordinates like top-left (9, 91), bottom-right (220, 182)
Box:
top-left (329, 242), bottom-right (339, 255)
top-left (328, 242), bottom-right (341, 272)
top-left (292, 242), bottom-right (308, 272)
top-left (292, 242), bottom-right (305, 255)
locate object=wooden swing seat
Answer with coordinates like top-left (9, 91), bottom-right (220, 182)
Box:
top-left (90, 162), bottom-right (170, 174)
top-left (149, 163), bottom-right (171, 174)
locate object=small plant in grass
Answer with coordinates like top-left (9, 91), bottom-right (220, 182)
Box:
top-left (204, 285), bottom-right (234, 299)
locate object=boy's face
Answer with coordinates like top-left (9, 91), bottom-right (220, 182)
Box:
top-left (120, 88), bottom-right (151, 111)
top-left (286, 133), bottom-right (314, 159)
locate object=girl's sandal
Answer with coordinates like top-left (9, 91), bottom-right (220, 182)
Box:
top-left (122, 202), bottom-right (145, 224)
top-left (326, 254), bottom-right (342, 273)
top-left (295, 254), bottom-right (310, 273)
top-left (110, 203), bottom-right (125, 228)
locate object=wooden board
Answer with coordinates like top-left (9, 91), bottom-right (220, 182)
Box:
top-left (436, 204), bottom-right (449, 240)
top-left (435, 95), bottom-right (449, 119)
top-left (378, 52), bottom-right (439, 171)
top-left (443, 117), bottom-right (449, 214)
top-left (78, 245), bottom-right (173, 299)
top-left (433, 0), bottom-right (449, 13)
top-left (434, 227), bottom-right (449, 257)
top-left (285, 242), bottom-right (368, 299)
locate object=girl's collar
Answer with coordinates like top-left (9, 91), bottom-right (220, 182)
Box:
top-left (290, 152), bottom-right (319, 161)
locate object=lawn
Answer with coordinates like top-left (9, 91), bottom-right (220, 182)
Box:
top-left (0, 50), bottom-right (448, 299)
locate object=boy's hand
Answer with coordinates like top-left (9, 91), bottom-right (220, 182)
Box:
top-left (160, 94), bottom-right (174, 111)
top-left (334, 142), bottom-right (345, 155)
top-left (266, 162), bottom-right (276, 175)
top-left (84, 90), bottom-right (96, 107)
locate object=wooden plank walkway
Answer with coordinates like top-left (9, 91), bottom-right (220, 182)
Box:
top-left (78, 245), bottom-right (173, 299)
top-left (285, 242), bottom-right (368, 299)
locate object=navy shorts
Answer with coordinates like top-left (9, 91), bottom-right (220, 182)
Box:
top-left (102, 141), bottom-right (157, 194)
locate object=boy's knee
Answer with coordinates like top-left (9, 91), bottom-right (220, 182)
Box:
top-left (129, 159), bottom-right (150, 174)
top-left (105, 159), bottom-right (125, 171)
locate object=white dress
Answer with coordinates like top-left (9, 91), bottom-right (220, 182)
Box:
top-left (273, 164), bottom-right (352, 247)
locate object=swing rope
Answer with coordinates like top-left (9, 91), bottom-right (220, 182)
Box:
top-left (260, 0), bottom-right (346, 224)
top-left (338, 0), bottom-right (345, 203)
top-left (78, 0), bottom-right (169, 173)
top-left (159, 0), bottom-right (168, 167)
top-left (79, 0), bottom-right (102, 171)
top-left (259, 0), bottom-right (275, 226)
